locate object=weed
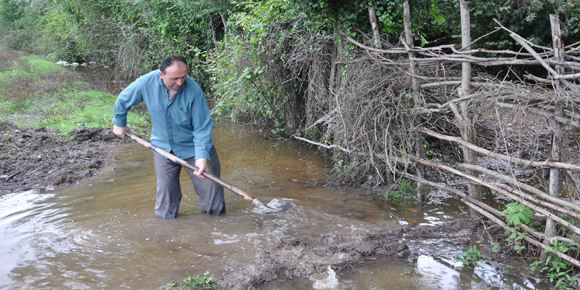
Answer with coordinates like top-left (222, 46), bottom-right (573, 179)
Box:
top-left (182, 271), bottom-right (218, 289)
top-left (454, 246), bottom-right (484, 268)
top-left (160, 283), bottom-right (176, 290)
top-left (530, 241), bottom-right (579, 289)
top-left (502, 202), bottom-right (534, 229)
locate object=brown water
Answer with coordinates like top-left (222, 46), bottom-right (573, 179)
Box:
top-left (0, 123), bottom-right (547, 289)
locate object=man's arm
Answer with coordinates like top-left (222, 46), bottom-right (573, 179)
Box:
top-left (112, 78), bottom-right (145, 138)
top-left (190, 81), bottom-right (213, 178)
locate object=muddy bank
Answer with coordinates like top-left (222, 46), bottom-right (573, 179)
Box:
top-left (191, 219), bottom-right (537, 289)
top-left (0, 121), bottom-right (120, 194)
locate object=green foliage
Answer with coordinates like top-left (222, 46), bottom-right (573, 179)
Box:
top-left (503, 230), bottom-right (528, 256)
top-left (0, 0), bottom-right (237, 81)
top-left (159, 283), bottom-right (176, 290)
top-left (532, 241), bottom-right (579, 290)
top-left (209, 0), bottom-right (307, 132)
top-left (183, 271), bottom-right (218, 289)
top-left (505, 231), bottom-right (527, 244)
top-left (0, 49), bottom-right (150, 135)
top-left (380, 179), bottom-right (429, 204)
top-left (454, 246), bottom-right (484, 268)
top-left (502, 202), bottom-right (534, 229)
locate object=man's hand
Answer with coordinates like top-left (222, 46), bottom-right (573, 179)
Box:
top-left (194, 158), bottom-right (208, 178)
top-left (113, 125), bottom-right (128, 139)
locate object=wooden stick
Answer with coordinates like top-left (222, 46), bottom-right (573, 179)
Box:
top-left (464, 198), bottom-right (580, 268)
top-left (495, 102), bottom-right (580, 128)
top-left (420, 81), bottom-right (461, 88)
top-left (415, 127), bottom-right (580, 171)
top-left (406, 155), bottom-right (580, 237)
top-left (401, 171), bottom-right (580, 247)
top-left (459, 163), bottom-right (580, 215)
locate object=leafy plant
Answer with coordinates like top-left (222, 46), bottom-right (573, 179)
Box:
top-left (502, 202), bottom-right (534, 229)
top-left (454, 246), bottom-right (484, 268)
top-left (160, 283), bottom-right (176, 290)
top-left (183, 271), bottom-right (219, 289)
top-left (539, 241), bottom-right (579, 289)
top-left (381, 179), bottom-right (418, 203)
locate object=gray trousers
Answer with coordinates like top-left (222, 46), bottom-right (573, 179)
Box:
top-left (153, 146), bottom-right (225, 218)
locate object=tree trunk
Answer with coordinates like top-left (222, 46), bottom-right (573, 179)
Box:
top-left (209, 13), bottom-right (218, 44)
top-left (542, 13), bottom-right (565, 262)
top-left (457, 0), bottom-right (481, 217)
top-left (220, 14), bottom-right (228, 36)
top-left (368, 6), bottom-right (381, 49)
top-left (403, 1), bottom-right (425, 202)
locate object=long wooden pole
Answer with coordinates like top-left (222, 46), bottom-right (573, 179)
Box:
top-left (542, 14), bottom-right (566, 261)
top-left (456, 0), bottom-right (481, 218)
top-left (403, 0), bottom-right (425, 201)
top-left (125, 133), bottom-right (253, 201)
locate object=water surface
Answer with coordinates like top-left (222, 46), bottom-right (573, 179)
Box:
top-left (0, 123), bottom-right (546, 289)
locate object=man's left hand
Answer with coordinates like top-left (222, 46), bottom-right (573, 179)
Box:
top-left (194, 158), bottom-right (208, 178)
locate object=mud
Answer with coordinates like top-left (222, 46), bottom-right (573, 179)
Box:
top-left (0, 121), bottom-right (120, 194)
top-left (213, 219), bottom-right (539, 289)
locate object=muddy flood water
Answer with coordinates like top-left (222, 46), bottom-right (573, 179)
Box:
top-left (0, 123), bottom-right (549, 289)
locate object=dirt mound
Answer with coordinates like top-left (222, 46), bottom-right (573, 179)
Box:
top-left (0, 121), bottom-right (120, 194)
top-left (218, 219), bottom-right (480, 289)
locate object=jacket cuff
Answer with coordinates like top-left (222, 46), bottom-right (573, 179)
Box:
top-left (112, 116), bottom-right (127, 127)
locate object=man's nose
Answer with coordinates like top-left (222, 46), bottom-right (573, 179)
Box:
top-left (176, 79), bottom-right (183, 86)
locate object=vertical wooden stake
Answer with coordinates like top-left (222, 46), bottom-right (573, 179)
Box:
top-left (368, 6), bottom-right (381, 49)
top-left (542, 13), bottom-right (565, 262)
top-left (403, 1), bottom-right (425, 202)
top-left (457, 0), bottom-right (482, 217)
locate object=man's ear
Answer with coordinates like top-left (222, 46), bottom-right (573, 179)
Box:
top-left (159, 71), bottom-right (164, 79)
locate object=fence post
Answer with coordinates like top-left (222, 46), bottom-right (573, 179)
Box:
top-left (403, 1), bottom-right (426, 202)
top-left (541, 13), bottom-right (565, 262)
top-left (368, 6), bottom-right (381, 49)
top-left (456, 0), bottom-right (482, 217)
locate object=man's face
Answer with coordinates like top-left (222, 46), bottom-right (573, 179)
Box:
top-left (159, 61), bottom-right (188, 92)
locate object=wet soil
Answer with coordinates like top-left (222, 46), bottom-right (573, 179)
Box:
top-left (210, 219), bottom-right (541, 289)
top-left (0, 121), bottom-right (120, 194)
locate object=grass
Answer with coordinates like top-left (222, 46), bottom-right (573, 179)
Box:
top-left (0, 46), bottom-right (151, 136)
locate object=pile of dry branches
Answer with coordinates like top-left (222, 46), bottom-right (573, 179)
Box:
top-left (289, 3), bottom-right (580, 271)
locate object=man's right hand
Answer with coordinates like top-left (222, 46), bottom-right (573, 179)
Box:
top-left (113, 125), bottom-right (128, 139)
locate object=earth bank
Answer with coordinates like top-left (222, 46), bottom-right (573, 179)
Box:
top-left (0, 121), bottom-right (120, 195)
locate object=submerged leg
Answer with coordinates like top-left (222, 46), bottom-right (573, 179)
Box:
top-left (184, 147), bottom-right (226, 215)
top-left (153, 153), bottom-right (183, 218)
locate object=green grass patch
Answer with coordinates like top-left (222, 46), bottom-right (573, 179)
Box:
top-left (23, 54), bottom-right (63, 74)
top-left (0, 47), bottom-right (151, 136)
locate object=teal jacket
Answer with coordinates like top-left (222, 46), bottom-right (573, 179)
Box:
top-left (112, 70), bottom-right (213, 160)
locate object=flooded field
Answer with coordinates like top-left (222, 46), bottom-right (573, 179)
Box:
top-left (0, 123), bottom-right (549, 289)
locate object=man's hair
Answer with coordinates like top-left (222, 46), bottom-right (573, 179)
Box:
top-left (160, 55), bottom-right (188, 74)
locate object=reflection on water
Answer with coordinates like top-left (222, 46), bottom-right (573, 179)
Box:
top-left (0, 122), bottom-right (538, 289)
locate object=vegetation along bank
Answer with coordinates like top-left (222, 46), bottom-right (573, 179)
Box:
top-left (2, 0), bottom-right (580, 289)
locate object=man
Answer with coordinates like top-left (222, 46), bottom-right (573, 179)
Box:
top-left (112, 55), bottom-right (225, 218)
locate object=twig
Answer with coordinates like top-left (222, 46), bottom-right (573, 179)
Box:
top-left (464, 198), bottom-right (580, 268)
top-left (406, 154), bottom-right (580, 237)
top-left (415, 127), bottom-right (580, 171)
